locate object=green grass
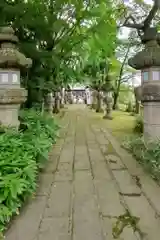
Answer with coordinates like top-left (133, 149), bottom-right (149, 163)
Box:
top-left (91, 110), bottom-right (136, 141)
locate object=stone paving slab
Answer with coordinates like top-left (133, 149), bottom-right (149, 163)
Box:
top-left (6, 196), bottom-right (47, 240)
top-left (106, 154), bottom-right (126, 169)
top-left (44, 181), bottom-right (72, 218)
top-left (36, 173), bottom-right (53, 196)
top-left (112, 170), bottom-right (141, 195)
top-left (38, 217), bottom-right (71, 240)
top-left (94, 179), bottom-right (125, 216)
top-left (5, 105), bottom-right (160, 240)
top-left (73, 170), bottom-right (104, 240)
top-left (124, 195), bottom-right (160, 240)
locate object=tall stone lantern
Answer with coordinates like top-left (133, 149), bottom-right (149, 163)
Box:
top-left (128, 28), bottom-right (160, 139)
top-left (0, 27), bottom-right (32, 128)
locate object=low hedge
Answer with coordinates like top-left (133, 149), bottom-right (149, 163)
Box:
top-left (0, 109), bottom-right (59, 235)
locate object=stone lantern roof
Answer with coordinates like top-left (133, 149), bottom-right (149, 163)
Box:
top-left (0, 27), bottom-right (32, 69)
top-left (128, 28), bottom-right (160, 70)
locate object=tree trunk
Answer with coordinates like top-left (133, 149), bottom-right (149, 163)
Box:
top-left (44, 92), bottom-right (53, 114)
top-left (113, 42), bottom-right (131, 110)
top-left (53, 92), bottom-right (60, 114)
top-left (67, 90), bottom-right (73, 104)
top-left (112, 92), bottom-right (119, 110)
top-left (60, 88), bottom-right (65, 108)
top-left (25, 86), bottom-right (43, 111)
top-left (91, 90), bottom-right (97, 109)
top-left (134, 86), bottom-right (142, 114)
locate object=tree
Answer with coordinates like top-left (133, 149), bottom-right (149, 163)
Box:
top-left (122, 0), bottom-right (160, 42)
top-left (112, 29), bottom-right (139, 109)
top-left (0, 0), bottom-right (119, 112)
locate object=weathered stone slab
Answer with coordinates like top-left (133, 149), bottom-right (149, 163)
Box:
top-left (91, 161), bottom-right (112, 180)
top-left (5, 196), bottom-right (47, 240)
top-left (94, 179), bottom-right (124, 216)
top-left (73, 214), bottom-right (104, 240)
top-left (73, 169), bottom-right (104, 240)
top-left (54, 162), bottom-right (73, 181)
top-left (74, 156), bottom-right (90, 170)
top-left (88, 148), bottom-right (105, 162)
top-left (58, 148), bottom-right (74, 163)
top-left (112, 170), bottom-right (141, 195)
top-left (138, 174), bottom-right (160, 215)
top-left (44, 182), bottom-right (71, 218)
top-left (74, 147), bottom-right (90, 170)
top-left (105, 154), bottom-right (125, 169)
top-left (74, 171), bottom-right (94, 197)
top-left (43, 159), bottom-right (59, 174)
top-left (39, 217), bottom-right (71, 240)
top-left (95, 134), bottom-right (107, 145)
top-left (102, 129), bottom-right (144, 176)
top-left (36, 173), bottom-right (53, 196)
top-left (124, 195), bottom-right (160, 240)
top-left (75, 146), bottom-right (87, 155)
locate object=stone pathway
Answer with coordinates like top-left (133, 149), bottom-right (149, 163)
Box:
top-left (5, 105), bottom-right (160, 240)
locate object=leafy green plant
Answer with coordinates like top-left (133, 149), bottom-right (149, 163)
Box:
top-left (134, 115), bottom-right (143, 133)
top-left (112, 210), bottom-right (141, 239)
top-left (0, 109), bottom-right (59, 234)
top-left (123, 136), bottom-right (160, 182)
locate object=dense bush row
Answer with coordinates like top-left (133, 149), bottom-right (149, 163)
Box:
top-left (123, 136), bottom-right (160, 183)
top-left (0, 110), bottom-right (59, 234)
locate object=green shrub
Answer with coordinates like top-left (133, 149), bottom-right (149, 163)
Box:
top-left (134, 115), bottom-right (143, 133)
top-left (123, 136), bottom-right (160, 182)
top-left (0, 109), bottom-right (59, 234)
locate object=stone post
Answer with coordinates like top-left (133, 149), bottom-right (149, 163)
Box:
top-left (60, 87), bottom-right (65, 108)
top-left (45, 92), bottom-right (54, 114)
top-left (0, 27), bottom-right (32, 128)
top-left (128, 28), bottom-right (160, 139)
top-left (103, 91), bottom-right (113, 120)
top-left (91, 90), bottom-right (97, 109)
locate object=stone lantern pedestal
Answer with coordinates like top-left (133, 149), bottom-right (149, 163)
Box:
top-left (128, 28), bottom-right (160, 139)
top-left (0, 88), bottom-right (27, 127)
top-left (0, 27), bottom-right (32, 128)
top-left (45, 92), bottom-right (54, 114)
top-left (103, 92), bottom-right (113, 120)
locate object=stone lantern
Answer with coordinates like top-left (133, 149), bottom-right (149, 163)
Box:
top-left (103, 91), bottom-right (113, 119)
top-left (0, 27), bottom-right (32, 128)
top-left (45, 92), bottom-right (54, 114)
top-left (128, 28), bottom-right (160, 139)
top-left (102, 76), bottom-right (113, 120)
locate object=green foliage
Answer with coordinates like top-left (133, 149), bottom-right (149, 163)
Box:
top-left (134, 115), bottom-right (143, 133)
top-left (0, 110), bottom-right (59, 233)
top-left (123, 136), bottom-right (160, 182)
top-left (0, 0), bottom-right (119, 97)
top-left (112, 210), bottom-right (141, 239)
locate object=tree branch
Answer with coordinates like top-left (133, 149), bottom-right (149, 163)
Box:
top-left (143, 0), bottom-right (159, 29)
top-left (123, 16), bottom-right (142, 38)
top-left (123, 0), bottom-right (160, 33)
top-left (123, 16), bottom-right (143, 29)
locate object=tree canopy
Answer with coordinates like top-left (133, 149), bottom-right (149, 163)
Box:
top-left (0, 0), bottom-right (119, 103)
